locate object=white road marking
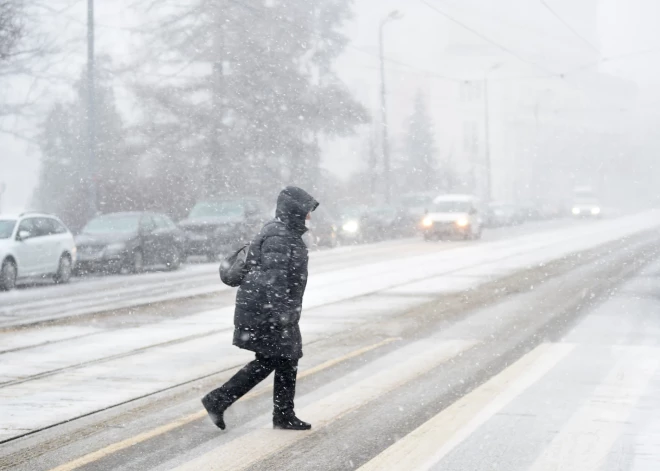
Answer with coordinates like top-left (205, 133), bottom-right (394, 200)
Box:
top-left (529, 346), bottom-right (660, 471)
top-left (357, 342), bottom-right (575, 471)
top-left (171, 339), bottom-right (476, 471)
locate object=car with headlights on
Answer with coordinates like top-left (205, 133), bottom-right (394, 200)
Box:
top-left (306, 206), bottom-right (339, 249)
top-left (571, 187), bottom-right (602, 218)
top-left (338, 205), bottom-right (369, 244)
top-left (178, 198), bottom-right (267, 260)
top-left (0, 212), bottom-right (76, 290)
top-left (421, 194), bottom-right (483, 241)
top-left (75, 212), bottom-right (185, 275)
top-left (362, 205), bottom-right (418, 240)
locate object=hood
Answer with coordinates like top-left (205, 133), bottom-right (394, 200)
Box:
top-left (276, 186), bottom-right (319, 234)
top-left (75, 232), bottom-right (137, 246)
top-left (427, 212), bottom-right (470, 223)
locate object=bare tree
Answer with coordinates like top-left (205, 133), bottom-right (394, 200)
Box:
top-left (0, 0), bottom-right (23, 62)
top-left (0, 1), bottom-right (79, 140)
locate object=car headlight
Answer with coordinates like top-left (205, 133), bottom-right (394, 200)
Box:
top-left (591, 207), bottom-right (601, 215)
top-left (105, 242), bottom-right (126, 254)
top-left (455, 218), bottom-right (469, 227)
top-left (572, 207), bottom-right (581, 215)
top-left (342, 220), bottom-right (359, 233)
top-left (422, 217), bottom-right (433, 228)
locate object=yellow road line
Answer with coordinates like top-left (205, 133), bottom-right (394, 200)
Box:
top-left (173, 339), bottom-right (476, 471)
top-left (47, 337), bottom-right (397, 471)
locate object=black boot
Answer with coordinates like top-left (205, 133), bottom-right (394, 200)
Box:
top-left (201, 395), bottom-right (227, 430)
top-left (273, 414), bottom-right (312, 431)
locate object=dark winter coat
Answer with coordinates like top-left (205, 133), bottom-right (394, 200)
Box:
top-left (233, 187), bottom-right (319, 359)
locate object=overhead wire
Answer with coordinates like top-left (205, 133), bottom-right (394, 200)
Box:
top-left (39, 0), bottom-right (660, 98)
top-left (539, 0), bottom-right (601, 56)
top-left (224, 0), bottom-right (466, 82)
top-left (417, 0), bottom-right (559, 77)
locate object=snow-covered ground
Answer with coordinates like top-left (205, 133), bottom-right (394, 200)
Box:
top-left (0, 212), bottom-right (659, 443)
top-left (0, 215), bottom-right (654, 329)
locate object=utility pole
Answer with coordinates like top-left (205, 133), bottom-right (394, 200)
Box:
top-left (379, 10), bottom-right (402, 205)
top-left (368, 128), bottom-right (378, 196)
top-left (209, 4), bottom-right (225, 197)
top-left (483, 78), bottom-right (491, 202)
top-left (87, 0), bottom-right (97, 217)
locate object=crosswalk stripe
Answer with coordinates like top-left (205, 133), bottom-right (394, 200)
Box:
top-left (171, 339), bottom-right (476, 471)
top-left (529, 346), bottom-right (660, 471)
top-left (357, 342), bottom-right (575, 471)
top-left (46, 338), bottom-right (397, 471)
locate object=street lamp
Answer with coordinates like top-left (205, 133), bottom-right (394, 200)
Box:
top-left (87, 0), bottom-right (97, 217)
top-left (379, 10), bottom-right (403, 204)
top-left (483, 62), bottom-right (501, 202)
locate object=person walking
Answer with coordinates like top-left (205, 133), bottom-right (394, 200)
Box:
top-left (202, 186), bottom-right (319, 431)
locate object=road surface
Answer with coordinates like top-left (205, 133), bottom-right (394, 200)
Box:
top-left (1, 213), bottom-right (660, 471)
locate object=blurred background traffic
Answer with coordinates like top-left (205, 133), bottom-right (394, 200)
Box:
top-left (0, 185), bottom-right (605, 290)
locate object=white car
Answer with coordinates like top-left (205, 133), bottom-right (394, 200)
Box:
top-left (421, 194), bottom-right (483, 240)
top-left (0, 213), bottom-right (77, 291)
top-left (571, 186), bottom-right (602, 218)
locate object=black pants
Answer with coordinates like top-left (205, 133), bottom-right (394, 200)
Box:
top-left (205, 353), bottom-right (298, 417)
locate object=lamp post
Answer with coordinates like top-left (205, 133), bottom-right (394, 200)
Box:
top-left (87, 0), bottom-right (97, 217)
top-left (483, 62), bottom-right (501, 202)
top-left (379, 10), bottom-right (402, 204)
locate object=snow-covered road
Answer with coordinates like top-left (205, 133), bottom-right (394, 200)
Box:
top-left (1, 212), bottom-right (660, 471)
top-left (0, 216), bottom-right (648, 329)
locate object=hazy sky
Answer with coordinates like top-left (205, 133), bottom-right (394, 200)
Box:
top-left (2, 0), bottom-right (660, 212)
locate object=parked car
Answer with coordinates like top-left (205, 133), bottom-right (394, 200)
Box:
top-left (518, 204), bottom-right (541, 222)
top-left (74, 212), bottom-right (185, 275)
top-left (421, 194), bottom-right (483, 241)
top-left (338, 205), bottom-right (369, 244)
top-left (399, 192), bottom-right (436, 219)
top-left (0, 212), bottom-right (77, 290)
top-left (306, 206), bottom-right (339, 249)
top-left (179, 198), bottom-right (268, 260)
top-left (363, 205), bottom-right (418, 240)
top-left (485, 202), bottom-right (520, 227)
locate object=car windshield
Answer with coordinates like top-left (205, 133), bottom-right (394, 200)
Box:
top-left (189, 201), bottom-right (244, 220)
top-left (431, 201), bottom-right (472, 213)
top-left (574, 189), bottom-right (597, 201)
top-left (83, 214), bottom-right (140, 234)
top-left (0, 220), bottom-right (16, 239)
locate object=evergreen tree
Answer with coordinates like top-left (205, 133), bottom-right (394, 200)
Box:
top-left (133, 0), bottom-right (368, 198)
top-left (33, 60), bottom-right (132, 229)
top-left (403, 91), bottom-right (438, 192)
